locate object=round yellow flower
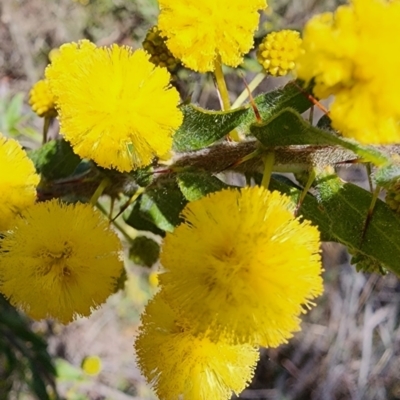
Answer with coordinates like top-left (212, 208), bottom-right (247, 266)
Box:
top-left (0, 133), bottom-right (39, 232)
top-left (135, 292), bottom-right (259, 400)
top-left (29, 79), bottom-right (57, 118)
top-left (0, 199), bottom-right (123, 323)
top-left (157, 0), bottom-right (267, 72)
top-left (82, 356), bottom-right (102, 375)
top-left (257, 30), bottom-right (303, 76)
top-left (296, 0), bottom-right (400, 144)
top-left (160, 187), bottom-right (323, 347)
top-left (45, 40), bottom-right (183, 172)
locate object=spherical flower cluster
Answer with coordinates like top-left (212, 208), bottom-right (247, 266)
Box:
top-left (45, 40), bottom-right (183, 172)
top-left (296, 0), bottom-right (400, 144)
top-left (0, 199), bottom-right (123, 323)
top-left (135, 293), bottom-right (259, 400)
top-left (135, 186), bottom-right (323, 398)
top-left (0, 133), bottom-right (39, 232)
top-left (157, 0), bottom-right (267, 72)
top-left (142, 26), bottom-right (180, 73)
top-left (257, 30), bottom-right (303, 76)
top-left (160, 187), bottom-right (323, 347)
top-left (29, 79), bottom-right (57, 118)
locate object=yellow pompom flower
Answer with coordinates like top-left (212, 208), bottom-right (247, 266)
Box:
top-left (0, 133), bottom-right (39, 232)
top-left (29, 79), bottom-right (57, 118)
top-left (45, 40), bottom-right (183, 172)
top-left (257, 30), bottom-right (303, 76)
top-left (0, 199), bottom-right (123, 323)
top-left (157, 0), bottom-right (267, 73)
top-left (297, 0), bottom-right (400, 144)
top-left (135, 293), bottom-right (259, 400)
top-left (160, 187), bottom-right (323, 347)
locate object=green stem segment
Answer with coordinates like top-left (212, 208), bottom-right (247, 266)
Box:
top-left (43, 116), bottom-right (51, 144)
top-left (213, 55), bottom-right (240, 141)
top-left (90, 177), bottom-right (111, 206)
top-left (261, 152), bottom-right (275, 189)
top-left (296, 169), bottom-right (316, 216)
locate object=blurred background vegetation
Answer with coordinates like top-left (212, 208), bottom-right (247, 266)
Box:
top-left (3, 1), bottom-right (400, 399)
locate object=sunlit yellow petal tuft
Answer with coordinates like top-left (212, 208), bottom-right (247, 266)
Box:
top-left (0, 199), bottom-right (123, 323)
top-left (160, 187), bottom-right (323, 347)
top-left (29, 79), bottom-right (57, 118)
top-left (45, 40), bottom-right (183, 172)
top-left (0, 133), bottom-right (39, 232)
top-left (135, 293), bottom-right (259, 400)
top-left (257, 30), bottom-right (303, 76)
top-left (296, 0), bottom-right (400, 144)
top-left (158, 0), bottom-right (267, 72)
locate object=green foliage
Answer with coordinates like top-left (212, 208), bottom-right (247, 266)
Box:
top-left (0, 296), bottom-right (57, 400)
top-left (0, 93), bottom-right (38, 138)
top-left (29, 139), bottom-right (81, 180)
top-left (173, 81), bottom-right (313, 152)
top-left (270, 174), bottom-right (400, 275)
top-left (251, 108), bottom-right (390, 166)
top-left (177, 172), bottom-right (230, 201)
top-left (173, 104), bottom-right (248, 151)
top-left (129, 236), bottom-right (160, 267)
top-left (124, 180), bottom-right (187, 235)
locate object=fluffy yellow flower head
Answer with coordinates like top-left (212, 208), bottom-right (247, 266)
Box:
top-left (297, 0), bottom-right (400, 144)
top-left (160, 187), bottom-right (323, 347)
top-left (0, 133), bottom-right (39, 232)
top-left (135, 293), bottom-right (259, 400)
top-left (45, 40), bottom-right (183, 172)
top-left (29, 79), bottom-right (57, 118)
top-left (257, 30), bottom-right (303, 76)
top-left (157, 0), bottom-right (267, 72)
top-left (0, 199), bottom-right (123, 323)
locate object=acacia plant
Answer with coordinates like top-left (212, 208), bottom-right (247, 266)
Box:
top-left (1, 0), bottom-right (400, 398)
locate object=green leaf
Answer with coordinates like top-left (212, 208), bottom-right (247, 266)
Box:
top-left (173, 80), bottom-right (312, 152)
top-left (55, 358), bottom-right (83, 382)
top-left (124, 180), bottom-right (187, 234)
top-left (28, 139), bottom-right (81, 180)
top-left (373, 163), bottom-right (400, 188)
top-left (177, 172), bottom-right (230, 201)
top-left (173, 104), bottom-right (248, 152)
top-left (129, 236), bottom-right (160, 267)
top-left (315, 175), bottom-right (400, 274)
top-left (4, 93), bottom-right (24, 135)
top-left (250, 80), bottom-right (313, 123)
top-left (269, 176), bottom-right (333, 242)
top-left (270, 174), bottom-right (400, 276)
top-left (251, 108), bottom-right (390, 166)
